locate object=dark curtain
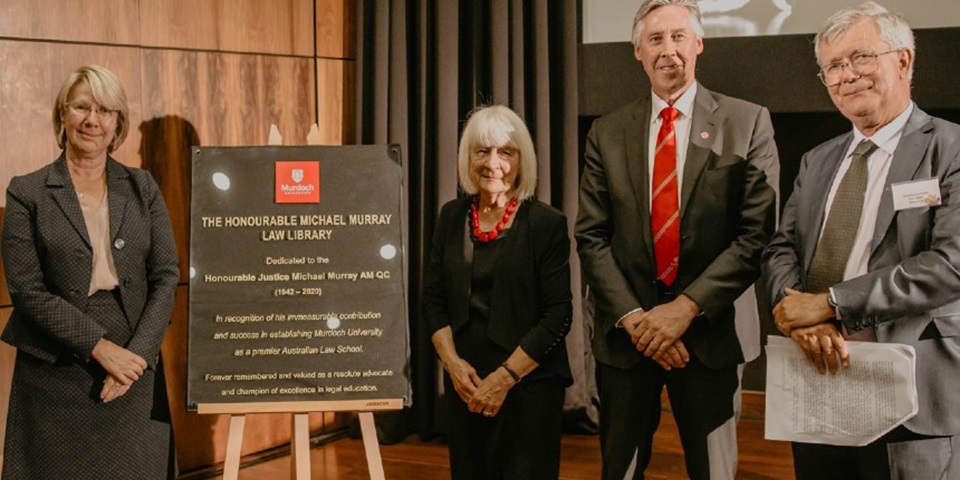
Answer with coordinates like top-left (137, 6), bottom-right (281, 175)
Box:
top-left (352, 0), bottom-right (594, 440)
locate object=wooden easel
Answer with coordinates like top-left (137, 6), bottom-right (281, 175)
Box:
top-left (197, 125), bottom-right (403, 479)
top-left (199, 399), bottom-right (403, 480)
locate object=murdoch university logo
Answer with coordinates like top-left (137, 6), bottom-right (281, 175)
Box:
top-left (275, 162), bottom-right (320, 203)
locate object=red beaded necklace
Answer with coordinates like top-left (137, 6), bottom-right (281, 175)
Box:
top-left (470, 196), bottom-right (518, 243)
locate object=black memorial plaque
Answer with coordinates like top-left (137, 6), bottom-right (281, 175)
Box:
top-left (187, 145), bottom-right (410, 410)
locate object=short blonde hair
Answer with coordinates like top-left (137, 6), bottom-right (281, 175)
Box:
top-left (457, 105), bottom-right (537, 200)
top-left (53, 65), bottom-right (130, 153)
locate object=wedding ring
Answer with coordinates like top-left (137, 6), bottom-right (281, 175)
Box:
top-left (483, 411), bottom-right (493, 417)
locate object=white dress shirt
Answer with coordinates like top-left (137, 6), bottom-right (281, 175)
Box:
top-left (617, 84), bottom-right (700, 326)
top-left (822, 102), bottom-right (914, 280)
top-left (823, 102), bottom-right (915, 339)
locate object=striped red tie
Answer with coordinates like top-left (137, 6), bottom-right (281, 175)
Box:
top-left (652, 106), bottom-right (680, 286)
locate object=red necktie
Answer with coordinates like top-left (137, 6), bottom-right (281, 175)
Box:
top-left (652, 106), bottom-right (680, 286)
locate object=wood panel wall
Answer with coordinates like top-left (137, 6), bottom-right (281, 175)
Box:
top-left (0, 0), bottom-right (355, 474)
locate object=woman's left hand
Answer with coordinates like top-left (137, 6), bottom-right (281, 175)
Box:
top-left (100, 375), bottom-right (133, 403)
top-left (467, 369), bottom-right (515, 418)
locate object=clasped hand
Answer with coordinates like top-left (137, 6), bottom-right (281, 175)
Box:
top-left (623, 296), bottom-right (698, 370)
top-left (443, 358), bottom-right (514, 418)
top-left (91, 338), bottom-right (147, 402)
top-left (773, 288), bottom-right (850, 374)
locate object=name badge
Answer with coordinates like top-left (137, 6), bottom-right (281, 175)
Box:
top-left (891, 177), bottom-right (941, 211)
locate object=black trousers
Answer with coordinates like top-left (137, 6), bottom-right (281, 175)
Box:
top-left (597, 356), bottom-right (741, 480)
top-left (442, 375), bottom-right (566, 480)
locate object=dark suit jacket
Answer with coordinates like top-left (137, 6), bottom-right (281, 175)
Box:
top-left (762, 107), bottom-right (960, 436)
top-left (422, 197), bottom-right (573, 382)
top-left (2, 154), bottom-right (179, 369)
top-left (577, 84), bottom-right (779, 370)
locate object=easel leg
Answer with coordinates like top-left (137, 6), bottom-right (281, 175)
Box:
top-left (290, 413), bottom-right (311, 480)
top-left (359, 412), bottom-right (386, 480)
top-left (223, 414), bottom-right (246, 480)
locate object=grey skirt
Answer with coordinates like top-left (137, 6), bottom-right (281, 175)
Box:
top-left (3, 289), bottom-right (173, 479)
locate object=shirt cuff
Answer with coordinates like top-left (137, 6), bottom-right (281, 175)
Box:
top-left (615, 307), bottom-right (645, 328)
top-left (828, 288), bottom-right (842, 320)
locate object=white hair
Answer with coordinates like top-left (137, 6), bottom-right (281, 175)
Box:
top-left (815, 1), bottom-right (915, 79)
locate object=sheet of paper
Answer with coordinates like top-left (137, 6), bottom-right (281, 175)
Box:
top-left (764, 336), bottom-right (918, 446)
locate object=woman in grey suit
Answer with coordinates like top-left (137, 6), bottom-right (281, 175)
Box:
top-left (2, 65), bottom-right (179, 479)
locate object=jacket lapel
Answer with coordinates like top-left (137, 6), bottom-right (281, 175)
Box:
top-left (106, 157), bottom-right (130, 242)
top-left (449, 199), bottom-right (473, 332)
top-left (626, 99), bottom-right (651, 217)
top-left (871, 108), bottom-right (933, 254)
top-left (680, 86), bottom-right (718, 221)
top-left (48, 155), bottom-right (92, 249)
top-left (624, 98), bottom-right (656, 262)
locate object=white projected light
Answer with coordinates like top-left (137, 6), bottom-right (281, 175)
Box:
top-left (380, 244), bottom-right (398, 260)
top-left (326, 316), bottom-right (341, 330)
top-left (212, 172), bottom-right (231, 191)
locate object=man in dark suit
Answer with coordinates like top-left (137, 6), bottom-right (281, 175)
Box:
top-left (762, 2), bottom-right (960, 478)
top-left (576, 1), bottom-right (779, 478)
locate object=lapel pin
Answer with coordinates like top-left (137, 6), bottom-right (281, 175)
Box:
top-left (700, 132), bottom-right (709, 140)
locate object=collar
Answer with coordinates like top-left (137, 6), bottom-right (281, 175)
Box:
top-left (852, 101), bottom-right (915, 157)
top-left (650, 82), bottom-right (698, 123)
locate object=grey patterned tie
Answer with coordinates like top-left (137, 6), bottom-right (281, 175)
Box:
top-left (806, 140), bottom-right (879, 293)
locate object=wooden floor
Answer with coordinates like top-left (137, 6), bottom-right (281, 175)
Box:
top-left (202, 399), bottom-right (795, 479)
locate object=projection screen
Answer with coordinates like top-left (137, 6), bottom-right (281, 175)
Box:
top-left (583, 0), bottom-right (960, 43)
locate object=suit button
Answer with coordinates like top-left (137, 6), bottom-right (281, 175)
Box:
top-left (123, 278), bottom-right (131, 287)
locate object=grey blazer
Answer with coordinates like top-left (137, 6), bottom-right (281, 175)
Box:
top-left (2, 154), bottom-right (179, 369)
top-left (762, 107), bottom-right (960, 436)
top-left (577, 84), bottom-right (779, 370)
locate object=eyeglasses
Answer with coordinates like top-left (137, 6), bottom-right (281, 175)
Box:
top-left (67, 103), bottom-right (118, 119)
top-left (817, 50), bottom-right (901, 86)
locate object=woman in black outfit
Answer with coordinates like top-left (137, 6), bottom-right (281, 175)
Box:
top-left (423, 105), bottom-right (573, 479)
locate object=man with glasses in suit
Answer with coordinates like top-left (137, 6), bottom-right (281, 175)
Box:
top-left (763, 2), bottom-right (960, 478)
